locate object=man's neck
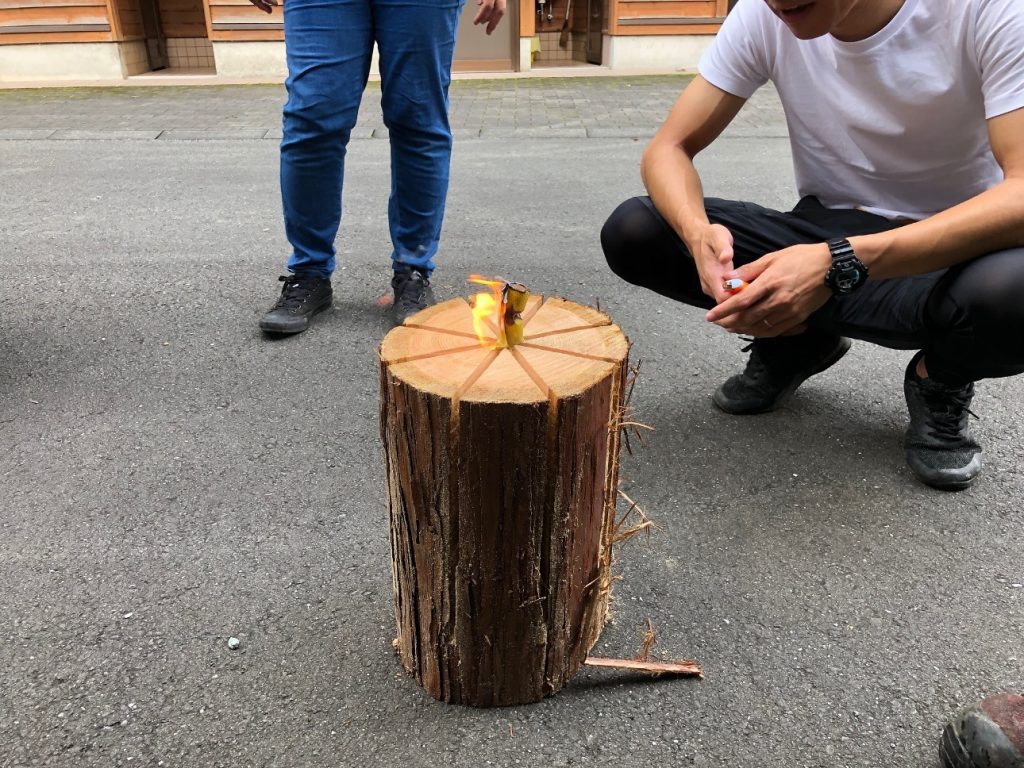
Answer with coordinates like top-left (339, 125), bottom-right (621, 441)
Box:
top-left (832, 0), bottom-right (906, 42)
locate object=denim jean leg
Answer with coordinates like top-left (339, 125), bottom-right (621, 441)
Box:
top-left (281, 0), bottom-right (374, 279)
top-left (374, 0), bottom-right (463, 275)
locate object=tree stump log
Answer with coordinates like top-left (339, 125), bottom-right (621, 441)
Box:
top-left (379, 294), bottom-right (630, 706)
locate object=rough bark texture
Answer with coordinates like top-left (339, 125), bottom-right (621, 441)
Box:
top-left (379, 296), bottom-right (629, 706)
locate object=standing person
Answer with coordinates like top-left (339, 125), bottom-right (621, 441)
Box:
top-left (254, 0), bottom-right (505, 333)
top-left (601, 0), bottom-right (1024, 489)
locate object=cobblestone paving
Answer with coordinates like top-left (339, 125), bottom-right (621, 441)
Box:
top-left (0, 76), bottom-right (786, 138)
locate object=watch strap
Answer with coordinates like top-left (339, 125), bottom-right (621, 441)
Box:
top-left (827, 238), bottom-right (857, 261)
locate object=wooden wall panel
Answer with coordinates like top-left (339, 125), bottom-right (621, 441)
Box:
top-left (0, 0), bottom-right (114, 42)
top-left (113, 0), bottom-right (142, 39)
top-left (609, 0), bottom-right (722, 35)
top-left (208, 1), bottom-right (281, 40)
top-left (0, 28), bottom-right (109, 41)
top-left (158, 0), bottom-right (205, 37)
top-left (0, 4), bottom-right (109, 24)
top-left (7, 0), bottom-right (107, 8)
top-left (617, 0), bottom-right (717, 18)
top-left (613, 21), bottom-right (721, 34)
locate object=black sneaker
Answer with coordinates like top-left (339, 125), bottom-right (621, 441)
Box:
top-left (903, 355), bottom-right (981, 490)
top-left (260, 273), bottom-right (333, 335)
top-left (712, 331), bottom-right (851, 415)
top-left (939, 692), bottom-right (1024, 768)
top-left (391, 267), bottom-right (435, 325)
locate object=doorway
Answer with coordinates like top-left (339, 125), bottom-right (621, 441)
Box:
top-left (138, 0), bottom-right (169, 70)
top-left (116, 0), bottom-right (215, 75)
top-left (453, 0), bottom-right (517, 72)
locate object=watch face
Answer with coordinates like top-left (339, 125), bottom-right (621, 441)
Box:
top-left (826, 239), bottom-right (868, 295)
top-left (837, 269), bottom-right (862, 291)
top-left (829, 257), bottom-right (866, 294)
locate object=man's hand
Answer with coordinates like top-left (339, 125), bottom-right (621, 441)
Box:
top-left (473, 0), bottom-right (506, 34)
top-left (690, 222), bottom-right (736, 304)
top-left (705, 242), bottom-right (833, 337)
top-left (248, 0), bottom-right (278, 13)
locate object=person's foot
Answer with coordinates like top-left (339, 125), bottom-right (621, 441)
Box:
top-left (259, 273), bottom-right (333, 335)
top-left (903, 354), bottom-right (981, 490)
top-left (712, 331), bottom-right (851, 415)
top-left (940, 692), bottom-right (1024, 768)
top-left (391, 267), bottom-right (435, 325)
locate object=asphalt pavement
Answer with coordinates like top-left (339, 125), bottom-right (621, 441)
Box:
top-left (0, 77), bottom-right (1021, 768)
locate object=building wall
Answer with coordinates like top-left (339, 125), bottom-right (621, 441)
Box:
top-left (523, 0), bottom-right (724, 69)
top-left (166, 36), bottom-right (213, 67)
top-left (0, 0), bottom-right (114, 46)
top-left (610, 0), bottom-right (725, 33)
top-left (114, 0), bottom-right (144, 40)
top-left (0, 41), bottom-right (125, 80)
top-left (603, 32), bottom-right (714, 70)
top-left (0, 0), bottom-right (726, 80)
top-left (120, 37), bottom-right (148, 73)
top-left (158, 0), bottom-right (207, 37)
top-left (207, 0), bottom-right (281, 43)
top-left (207, 0), bottom-right (515, 70)
top-left (211, 39), bottom-right (283, 76)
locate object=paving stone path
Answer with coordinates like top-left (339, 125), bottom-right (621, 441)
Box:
top-left (0, 76), bottom-right (786, 139)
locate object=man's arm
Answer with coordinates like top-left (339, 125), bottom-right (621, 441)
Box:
top-left (707, 108), bottom-right (1024, 336)
top-left (850, 107), bottom-right (1024, 278)
top-left (641, 76), bottom-right (747, 304)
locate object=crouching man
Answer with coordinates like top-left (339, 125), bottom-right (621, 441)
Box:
top-left (601, 0), bottom-right (1024, 490)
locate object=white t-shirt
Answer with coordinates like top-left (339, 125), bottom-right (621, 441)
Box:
top-left (699, 0), bottom-right (1024, 220)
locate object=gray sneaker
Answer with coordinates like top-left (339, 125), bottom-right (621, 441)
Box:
top-left (940, 692), bottom-right (1024, 768)
top-left (903, 355), bottom-right (982, 490)
top-left (713, 331), bottom-right (851, 415)
top-left (391, 267), bottom-right (435, 326)
top-left (260, 273), bottom-right (333, 335)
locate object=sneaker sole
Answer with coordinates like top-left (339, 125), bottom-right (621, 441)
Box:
top-left (259, 297), bottom-right (332, 335)
top-left (712, 336), bottom-right (852, 415)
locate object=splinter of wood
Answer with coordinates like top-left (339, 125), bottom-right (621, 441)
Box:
top-left (583, 657), bottom-right (704, 677)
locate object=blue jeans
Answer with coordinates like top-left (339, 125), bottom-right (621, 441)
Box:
top-left (280, 0), bottom-right (463, 279)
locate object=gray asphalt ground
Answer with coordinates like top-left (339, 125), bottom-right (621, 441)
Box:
top-left (0, 78), bottom-right (1021, 768)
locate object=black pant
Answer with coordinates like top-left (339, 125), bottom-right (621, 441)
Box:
top-left (601, 196), bottom-right (1024, 385)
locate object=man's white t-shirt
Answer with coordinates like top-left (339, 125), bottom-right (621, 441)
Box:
top-left (698, 0), bottom-right (1024, 220)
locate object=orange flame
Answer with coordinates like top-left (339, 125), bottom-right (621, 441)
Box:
top-left (468, 274), bottom-right (506, 347)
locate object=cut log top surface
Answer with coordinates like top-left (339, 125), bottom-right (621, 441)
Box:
top-left (380, 295), bottom-right (629, 403)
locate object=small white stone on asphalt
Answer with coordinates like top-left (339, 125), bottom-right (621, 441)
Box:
top-left (227, 637), bottom-right (240, 650)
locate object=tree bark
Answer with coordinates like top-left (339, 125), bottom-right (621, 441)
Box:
top-left (379, 295), bottom-right (629, 706)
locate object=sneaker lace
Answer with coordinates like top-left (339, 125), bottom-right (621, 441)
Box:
top-left (273, 274), bottom-right (313, 311)
top-left (740, 339), bottom-right (774, 386)
top-left (919, 382), bottom-right (978, 441)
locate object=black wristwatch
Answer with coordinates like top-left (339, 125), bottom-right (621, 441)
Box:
top-left (824, 238), bottom-right (868, 295)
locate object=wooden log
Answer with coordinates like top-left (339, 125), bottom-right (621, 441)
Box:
top-left (379, 295), bottom-right (630, 706)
